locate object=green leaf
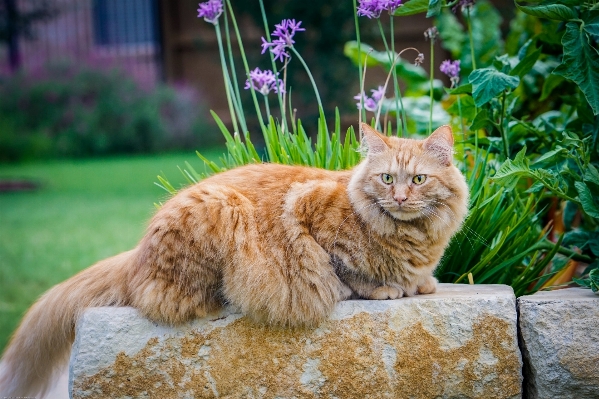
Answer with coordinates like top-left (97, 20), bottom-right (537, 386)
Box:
top-left (540, 74), bottom-right (565, 101)
top-left (584, 164), bottom-right (599, 186)
top-left (553, 22), bottom-right (599, 115)
top-left (572, 276), bottom-right (592, 288)
top-left (448, 83), bottom-right (472, 95)
top-left (447, 95), bottom-right (476, 121)
top-left (426, 0), bottom-right (442, 17)
top-left (469, 68), bottom-right (520, 107)
top-left (470, 109), bottom-right (493, 131)
top-left (493, 147), bottom-right (530, 189)
top-left (510, 46), bottom-right (542, 78)
top-left (590, 268), bottom-right (599, 293)
top-left (584, 14), bottom-right (599, 38)
top-left (515, 1), bottom-right (578, 21)
top-left (575, 181), bottom-right (599, 219)
top-left (393, 0), bottom-right (428, 16)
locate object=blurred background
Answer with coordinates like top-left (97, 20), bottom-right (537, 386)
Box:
top-left (0, 0), bottom-right (515, 379)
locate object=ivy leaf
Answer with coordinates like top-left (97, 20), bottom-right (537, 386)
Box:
top-left (393, 0), bottom-right (428, 16)
top-left (469, 68), bottom-right (520, 107)
top-left (572, 277), bottom-right (592, 288)
top-left (575, 181), bottom-right (599, 219)
top-left (553, 22), bottom-right (599, 115)
top-left (426, 0), bottom-right (442, 17)
top-left (515, 1), bottom-right (578, 21)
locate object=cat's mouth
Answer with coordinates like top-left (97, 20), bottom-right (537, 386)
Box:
top-left (377, 200), bottom-right (426, 221)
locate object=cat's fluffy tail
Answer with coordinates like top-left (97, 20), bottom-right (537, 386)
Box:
top-left (0, 249), bottom-right (134, 398)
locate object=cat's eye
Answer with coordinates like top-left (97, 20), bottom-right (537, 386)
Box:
top-left (412, 175), bottom-right (427, 185)
top-left (381, 173), bottom-right (394, 184)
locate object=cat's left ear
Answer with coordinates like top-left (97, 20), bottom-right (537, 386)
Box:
top-left (424, 125), bottom-right (454, 166)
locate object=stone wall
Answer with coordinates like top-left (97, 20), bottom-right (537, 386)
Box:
top-left (68, 285), bottom-right (598, 399)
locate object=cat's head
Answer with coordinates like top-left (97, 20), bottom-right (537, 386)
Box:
top-left (350, 123), bottom-right (468, 223)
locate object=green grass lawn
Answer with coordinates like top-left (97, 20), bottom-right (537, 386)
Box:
top-left (0, 149), bottom-right (224, 353)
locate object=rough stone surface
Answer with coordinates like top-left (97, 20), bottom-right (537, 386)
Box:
top-left (70, 284), bottom-right (522, 399)
top-left (518, 288), bottom-right (599, 399)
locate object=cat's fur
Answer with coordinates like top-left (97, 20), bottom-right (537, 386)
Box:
top-left (0, 124), bottom-right (468, 397)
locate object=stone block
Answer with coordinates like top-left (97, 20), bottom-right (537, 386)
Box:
top-left (70, 284), bottom-right (522, 398)
top-left (518, 288), bottom-right (599, 399)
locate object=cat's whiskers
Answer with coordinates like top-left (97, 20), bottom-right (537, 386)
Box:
top-left (423, 199), bottom-right (489, 247)
top-left (423, 207), bottom-right (477, 252)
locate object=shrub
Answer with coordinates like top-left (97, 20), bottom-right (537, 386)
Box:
top-left (0, 62), bottom-right (217, 162)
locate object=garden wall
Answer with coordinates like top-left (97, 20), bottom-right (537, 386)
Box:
top-left (68, 285), bottom-right (598, 398)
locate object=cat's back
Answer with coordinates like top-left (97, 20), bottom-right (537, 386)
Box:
top-left (193, 163), bottom-right (350, 201)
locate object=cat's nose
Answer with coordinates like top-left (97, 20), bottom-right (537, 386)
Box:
top-left (395, 195), bottom-right (408, 204)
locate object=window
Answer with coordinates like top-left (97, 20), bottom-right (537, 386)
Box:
top-left (93, 0), bottom-right (158, 46)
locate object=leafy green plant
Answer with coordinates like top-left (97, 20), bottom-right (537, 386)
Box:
top-left (573, 268), bottom-right (599, 294)
top-left (172, 0), bottom-right (594, 296)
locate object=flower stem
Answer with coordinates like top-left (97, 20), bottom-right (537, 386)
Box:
top-left (223, 7), bottom-right (247, 133)
top-left (225, 0), bottom-right (266, 132)
top-left (263, 95), bottom-right (271, 118)
top-left (429, 36), bottom-right (434, 135)
top-left (352, 0), bottom-right (366, 124)
top-left (389, 16), bottom-right (403, 137)
top-left (466, 7), bottom-right (477, 71)
top-left (377, 20), bottom-right (407, 136)
top-left (214, 23), bottom-right (240, 134)
top-left (258, 0), bottom-right (287, 132)
top-left (289, 46), bottom-right (325, 121)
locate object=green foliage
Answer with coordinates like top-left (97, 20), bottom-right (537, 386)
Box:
top-left (469, 68), bottom-right (520, 107)
top-left (573, 269), bottom-right (599, 294)
top-left (516, 0), bottom-right (599, 115)
top-left (0, 62), bottom-right (214, 162)
top-left (436, 151), bottom-right (558, 296)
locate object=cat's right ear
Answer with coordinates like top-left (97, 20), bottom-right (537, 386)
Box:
top-left (360, 123), bottom-right (389, 155)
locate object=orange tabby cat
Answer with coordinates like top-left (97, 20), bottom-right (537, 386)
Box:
top-left (0, 123), bottom-right (468, 397)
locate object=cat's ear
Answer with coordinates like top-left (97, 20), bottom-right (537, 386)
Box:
top-left (360, 123), bottom-right (389, 155)
top-left (424, 125), bottom-right (454, 166)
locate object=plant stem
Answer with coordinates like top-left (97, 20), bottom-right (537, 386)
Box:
top-left (429, 35), bottom-right (434, 134)
top-left (263, 95), bottom-right (271, 119)
top-left (289, 47), bottom-right (325, 120)
top-left (258, 0), bottom-right (287, 132)
top-left (466, 7), bottom-right (477, 71)
top-left (500, 90), bottom-right (509, 159)
top-left (352, 0), bottom-right (366, 123)
top-left (214, 23), bottom-right (240, 134)
top-left (223, 7), bottom-right (247, 133)
top-left (225, 0), bottom-right (265, 132)
top-left (389, 16), bottom-right (403, 137)
top-left (378, 20), bottom-right (407, 136)
top-left (535, 239), bottom-right (593, 264)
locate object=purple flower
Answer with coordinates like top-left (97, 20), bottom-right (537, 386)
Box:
top-left (440, 59), bottom-right (461, 87)
top-left (452, 0), bottom-right (475, 13)
top-left (357, 0), bottom-right (402, 19)
top-left (354, 86), bottom-right (385, 112)
top-left (244, 68), bottom-right (285, 95)
top-left (261, 19), bottom-right (305, 63)
top-left (197, 0), bottom-right (223, 25)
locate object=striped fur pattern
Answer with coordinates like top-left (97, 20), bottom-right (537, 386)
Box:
top-left (0, 124), bottom-right (468, 397)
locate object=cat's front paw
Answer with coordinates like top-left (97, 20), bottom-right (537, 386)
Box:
top-left (417, 276), bottom-right (437, 295)
top-left (368, 285), bottom-right (404, 300)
